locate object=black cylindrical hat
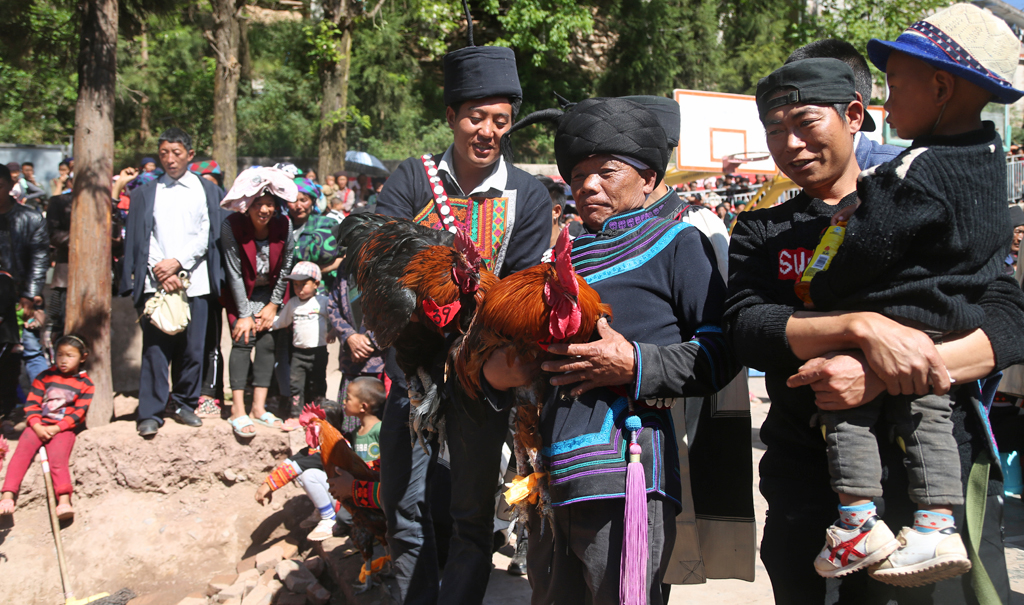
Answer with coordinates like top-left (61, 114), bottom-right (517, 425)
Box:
top-left (443, 46), bottom-right (523, 108)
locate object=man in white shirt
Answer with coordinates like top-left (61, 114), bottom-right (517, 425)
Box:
top-left (120, 129), bottom-right (228, 437)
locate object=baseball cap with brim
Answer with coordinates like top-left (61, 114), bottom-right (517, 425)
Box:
top-left (756, 58), bottom-right (858, 122)
top-left (285, 261), bottom-right (322, 283)
top-left (222, 166), bottom-right (297, 213)
top-left (866, 3), bottom-right (1024, 104)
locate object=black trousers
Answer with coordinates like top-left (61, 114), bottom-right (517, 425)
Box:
top-left (46, 287), bottom-right (67, 343)
top-left (288, 345), bottom-right (328, 417)
top-left (200, 300), bottom-right (224, 399)
top-left (760, 395), bottom-right (1010, 604)
top-left (137, 294), bottom-right (209, 425)
top-left (0, 345), bottom-right (22, 419)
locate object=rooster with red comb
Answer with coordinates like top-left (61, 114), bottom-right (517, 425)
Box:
top-left (455, 228), bottom-right (612, 517)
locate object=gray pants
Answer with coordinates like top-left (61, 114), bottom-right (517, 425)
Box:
top-left (526, 496), bottom-right (676, 605)
top-left (822, 391), bottom-right (964, 506)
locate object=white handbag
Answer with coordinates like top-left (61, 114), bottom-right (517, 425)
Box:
top-left (141, 271), bottom-right (192, 335)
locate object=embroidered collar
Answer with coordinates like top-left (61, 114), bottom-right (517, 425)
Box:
top-left (436, 145), bottom-right (508, 197)
top-left (593, 203), bottom-right (660, 234)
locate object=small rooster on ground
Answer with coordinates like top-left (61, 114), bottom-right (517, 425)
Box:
top-left (454, 228), bottom-right (611, 518)
top-left (338, 214), bottom-right (497, 449)
top-left (299, 404), bottom-right (387, 593)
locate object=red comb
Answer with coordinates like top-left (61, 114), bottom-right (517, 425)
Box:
top-left (299, 403), bottom-right (325, 426)
top-left (453, 228), bottom-right (482, 268)
top-left (544, 229), bottom-right (582, 340)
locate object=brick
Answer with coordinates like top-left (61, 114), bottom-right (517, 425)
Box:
top-left (302, 556), bottom-right (324, 578)
top-left (207, 574), bottom-right (238, 597)
top-left (221, 599), bottom-right (241, 605)
top-left (236, 555), bottom-right (257, 574)
top-left (266, 579), bottom-right (282, 596)
top-left (255, 545), bottom-right (283, 573)
top-left (306, 583), bottom-right (331, 605)
top-left (277, 559), bottom-right (316, 594)
top-left (258, 568), bottom-right (277, 586)
top-left (176, 597), bottom-right (208, 605)
top-left (237, 567), bottom-right (260, 592)
top-left (241, 585), bottom-right (272, 605)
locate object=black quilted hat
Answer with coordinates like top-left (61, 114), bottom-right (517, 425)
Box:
top-left (443, 46), bottom-right (522, 108)
top-left (554, 98), bottom-right (669, 185)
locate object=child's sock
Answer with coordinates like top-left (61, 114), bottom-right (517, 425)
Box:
top-left (837, 502), bottom-right (876, 529)
top-left (913, 510), bottom-right (954, 533)
top-left (317, 501), bottom-right (337, 521)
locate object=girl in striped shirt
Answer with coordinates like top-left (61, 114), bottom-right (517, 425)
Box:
top-left (1, 334), bottom-right (93, 521)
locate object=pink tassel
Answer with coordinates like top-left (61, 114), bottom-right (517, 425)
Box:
top-left (621, 416), bottom-right (648, 605)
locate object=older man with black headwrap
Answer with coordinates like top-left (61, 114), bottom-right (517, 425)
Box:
top-left (485, 97), bottom-right (747, 604)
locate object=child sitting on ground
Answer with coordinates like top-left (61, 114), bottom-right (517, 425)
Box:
top-left (783, 4), bottom-right (1022, 587)
top-left (272, 261), bottom-right (336, 431)
top-left (0, 335), bottom-right (94, 520)
top-left (255, 399), bottom-right (345, 541)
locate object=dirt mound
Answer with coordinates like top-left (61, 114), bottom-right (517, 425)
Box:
top-left (0, 420), bottom-right (307, 604)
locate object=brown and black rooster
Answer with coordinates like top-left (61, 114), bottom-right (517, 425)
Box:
top-left (299, 404), bottom-right (387, 592)
top-left (337, 213), bottom-right (498, 449)
top-left (454, 228), bottom-right (611, 517)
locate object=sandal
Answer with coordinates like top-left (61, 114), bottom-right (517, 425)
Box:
top-left (229, 415), bottom-right (256, 439)
top-left (55, 502), bottom-right (74, 521)
top-left (253, 412), bottom-right (285, 431)
top-left (195, 396), bottom-right (221, 419)
top-left (282, 417), bottom-right (302, 432)
top-left (0, 498), bottom-right (14, 515)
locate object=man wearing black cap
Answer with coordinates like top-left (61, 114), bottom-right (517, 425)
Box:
top-left (372, 44), bottom-right (551, 604)
top-left (1006, 205), bottom-right (1024, 276)
top-left (725, 57), bottom-right (1024, 602)
top-left (786, 38), bottom-right (903, 169)
top-left (483, 97), bottom-right (743, 603)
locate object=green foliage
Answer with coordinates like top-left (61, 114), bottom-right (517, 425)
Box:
top-left (0, 0), bottom-right (79, 144)
top-left (482, 0), bottom-right (593, 67)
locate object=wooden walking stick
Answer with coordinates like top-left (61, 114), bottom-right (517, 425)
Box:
top-left (40, 447), bottom-right (79, 603)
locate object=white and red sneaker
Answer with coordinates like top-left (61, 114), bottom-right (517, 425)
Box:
top-left (814, 516), bottom-right (900, 578)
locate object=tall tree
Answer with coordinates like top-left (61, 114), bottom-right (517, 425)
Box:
top-left (205, 0), bottom-right (243, 186)
top-left (69, 0), bottom-right (118, 427)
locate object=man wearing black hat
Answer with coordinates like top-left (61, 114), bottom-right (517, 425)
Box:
top-left (372, 44), bottom-right (551, 604)
top-left (725, 57), bottom-right (1024, 602)
top-left (1006, 205), bottom-right (1024, 276)
top-left (786, 38), bottom-right (903, 169)
top-left (482, 97), bottom-right (743, 603)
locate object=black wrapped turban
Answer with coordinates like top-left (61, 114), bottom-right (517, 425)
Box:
top-left (554, 97), bottom-right (669, 185)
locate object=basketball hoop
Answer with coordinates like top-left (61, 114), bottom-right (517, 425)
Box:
top-left (722, 151), bottom-right (771, 175)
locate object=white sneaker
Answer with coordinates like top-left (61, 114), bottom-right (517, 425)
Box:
top-left (869, 526), bottom-right (971, 587)
top-left (299, 509), bottom-right (322, 529)
top-left (814, 516), bottom-right (900, 578)
top-left (307, 518), bottom-right (337, 542)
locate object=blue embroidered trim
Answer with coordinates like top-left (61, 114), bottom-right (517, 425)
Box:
top-left (633, 341), bottom-right (643, 400)
top-left (543, 397), bottom-right (629, 456)
top-left (582, 223), bottom-right (689, 284)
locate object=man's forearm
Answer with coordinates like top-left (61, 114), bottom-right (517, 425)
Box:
top-left (785, 310), bottom-right (878, 360)
top-left (935, 329), bottom-right (996, 383)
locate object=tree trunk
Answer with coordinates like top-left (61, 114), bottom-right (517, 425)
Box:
top-left (139, 22), bottom-right (151, 144)
top-left (318, 0), bottom-right (352, 179)
top-left (69, 0), bottom-right (117, 427)
top-left (208, 0), bottom-right (243, 187)
top-left (239, 12), bottom-right (252, 83)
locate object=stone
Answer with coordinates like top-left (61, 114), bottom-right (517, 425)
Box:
top-left (214, 582), bottom-right (246, 603)
top-left (241, 585), bottom-right (272, 605)
top-left (223, 469), bottom-right (237, 482)
top-left (278, 539), bottom-right (299, 560)
top-left (237, 567), bottom-right (260, 586)
top-left (235, 473), bottom-right (248, 482)
top-left (274, 592), bottom-right (306, 605)
top-left (258, 568), bottom-right (276, 586)
top-left (175, 596), bottom-right (208, 605)
top-left (207, 574), bottom-right (237, 596)
top-left (306, 583), bottom-right (331, 605)
top-left (255, 545), bottom-right (283, 573)
top-left (277, 559), bottom-right (316, 594)
top-left (303, 556), bottom-right (324, 578)
top-left (236, 555), bottom-right (257, 574)
top-left (221, 599), bottom-right (241, 605)
top-left (266, 580), bottom-right (282, 595)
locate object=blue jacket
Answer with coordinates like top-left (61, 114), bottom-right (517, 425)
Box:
top-left (855, 134), bottom-right (902, 170)
top-left (119, 175), bottom-right (229, 305)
